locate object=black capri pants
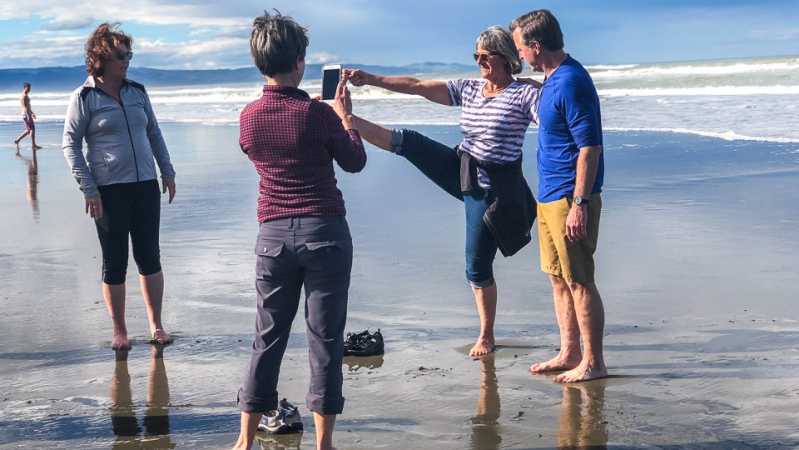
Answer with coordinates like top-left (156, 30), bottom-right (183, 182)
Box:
top-left (95, 179), bottom-right (162, 285)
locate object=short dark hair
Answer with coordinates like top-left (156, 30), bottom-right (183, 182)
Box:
top-left (85, 22), bottom-right (133, 77)
top-left (510, 9), bottom-right (564, 52)
top-left (250, 10), bottom-right (308, 77)
top-left (23, 83), bottom-right (31, 89)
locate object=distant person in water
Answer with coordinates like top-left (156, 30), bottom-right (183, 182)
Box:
top-left (344, 26), bottom-right (540, 358)
top-left (511, 9), bottom-right (607, 383)
top-left (62, 22), bottom-right (176, 351)
top-left (15, 83), bottom-right (42, 150)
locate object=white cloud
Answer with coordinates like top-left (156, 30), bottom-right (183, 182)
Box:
top-left (750, 28), bottom-right (799, 42)
top-left (306, 52), bottom-right (340, 65)
top-left (41, 17), bottom-right (95, 31)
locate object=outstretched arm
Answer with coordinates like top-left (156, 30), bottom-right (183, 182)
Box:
top-left (344, 69), bottom-right (451, 106)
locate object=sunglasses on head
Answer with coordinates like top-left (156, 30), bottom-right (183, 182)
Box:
top-left (114, 51), bottom-right (134, 61)
top-left (473, 51), bottom-right (499, 62)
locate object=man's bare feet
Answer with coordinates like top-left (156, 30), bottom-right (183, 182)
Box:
top-left (32, 145), bottom-right (42, 150)
top-left (111, 334), bottom-right (132, 351)
top-left (530, 354), bottom-right (581, 374)
top-left (554, 361), bottom-right (607, 383)
top-left (150, 329), bottom-right (173, 345)
top-left (469, 339), bottom-right (496, 358)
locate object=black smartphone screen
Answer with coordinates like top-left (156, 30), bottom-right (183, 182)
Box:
top-left (321, 66), bottom-right (341, 100)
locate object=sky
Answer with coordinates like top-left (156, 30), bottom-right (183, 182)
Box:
top-left (0, 0), bottom-right (797, 71)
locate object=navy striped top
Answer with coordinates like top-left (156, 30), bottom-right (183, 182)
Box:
top-left (447, 79), bottom-right (539, 162)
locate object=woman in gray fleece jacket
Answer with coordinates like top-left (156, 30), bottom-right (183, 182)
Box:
top-left (62, 22), bottom-right (176, 351)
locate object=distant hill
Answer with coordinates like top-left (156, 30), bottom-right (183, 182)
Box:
top-left (0, 62), bottom-right (474, 93)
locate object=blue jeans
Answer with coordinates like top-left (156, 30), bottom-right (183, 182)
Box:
top-left (238, 216), bottom-right (352, 415)
top-left (392, 129), bottom-right (497, 288)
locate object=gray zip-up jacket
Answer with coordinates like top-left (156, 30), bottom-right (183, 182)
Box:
top-left (63, 76), bottom-right (175, 198)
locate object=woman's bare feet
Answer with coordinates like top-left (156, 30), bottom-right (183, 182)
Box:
top-left (469, 339), bottom-right (496, 358)
top-left (111, 334), bottom-right (132, 351)
top-left (150, 329), bottom-right (173, 345)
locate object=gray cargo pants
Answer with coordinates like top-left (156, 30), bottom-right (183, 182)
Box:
top-left (237, 215), bottom-right (352, 415)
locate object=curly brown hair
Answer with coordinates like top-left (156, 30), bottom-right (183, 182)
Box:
top-left (85, 22), bottom-right (133, 77)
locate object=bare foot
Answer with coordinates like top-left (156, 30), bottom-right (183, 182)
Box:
top-left (14, 140), bottom-right (20, 148)
top-left (530, 354), bottom-right (581, 374)
top-left (32, 145), bottom-right (42, 150)
top-left (111, 334), bottom-right (132, 351)
top-left (150, 329), bottom-right (173, 345)
top-left (554, 361), bottom-right (608, 383)
top-left (469, 339), bottom-right (496, 358)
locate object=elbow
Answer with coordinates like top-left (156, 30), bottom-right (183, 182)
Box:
top-left (344, 155), bottom-right (368, 173)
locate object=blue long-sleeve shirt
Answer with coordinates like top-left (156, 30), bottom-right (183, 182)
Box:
top-left (63, 76), bottom-right (175, 198)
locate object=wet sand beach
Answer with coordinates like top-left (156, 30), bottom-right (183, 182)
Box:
top-left (1, 122), bottom-right (799, 449)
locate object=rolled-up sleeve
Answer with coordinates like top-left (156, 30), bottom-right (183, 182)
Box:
top-left (62, 89), bottom-right (98, 198)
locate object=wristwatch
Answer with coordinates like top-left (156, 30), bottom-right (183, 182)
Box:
top-left (573, 195), bottom-right (589, 206)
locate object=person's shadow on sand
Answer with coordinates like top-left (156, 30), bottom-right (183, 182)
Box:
top-left (110, 345), bottom-right (175, 449)
top-left (470, 354), bottom-right (501, 449)
top-left (556, 380), bottom-right (608, 449)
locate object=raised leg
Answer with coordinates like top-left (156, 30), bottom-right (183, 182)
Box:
top-left (351, 115), bottom-right (392, 150)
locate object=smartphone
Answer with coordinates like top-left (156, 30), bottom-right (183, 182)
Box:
top-left (321, 64), bottom-right (342, 100)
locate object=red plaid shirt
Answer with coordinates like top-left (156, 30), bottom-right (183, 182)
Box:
top-left (240, 85), bottom-right (366, 222)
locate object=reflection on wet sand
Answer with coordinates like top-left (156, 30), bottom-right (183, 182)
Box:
top-left (254, 431), bottom-right (302, 450)
top-left (110, 345), bottom-right (175, 449)
top-left (557, 381), bottom-right (608, 450)
top-left (470, 355), bottom-right (501, 450)
top-left (344, 354), bottom-right (384, 372)
top-left (15, 147), bottom-right (39, 220)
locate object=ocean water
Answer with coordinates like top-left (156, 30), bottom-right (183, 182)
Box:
top-left (1, 55), bottom-right (798, 143)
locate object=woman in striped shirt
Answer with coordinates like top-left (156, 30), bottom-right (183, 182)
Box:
top-left (344, 26), bottom-right (540, 358)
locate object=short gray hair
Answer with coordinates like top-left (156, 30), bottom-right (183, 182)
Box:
top-left (476, 26), bottom-right (522, 75)
top-left (250, 10), bottom-right (308, 77)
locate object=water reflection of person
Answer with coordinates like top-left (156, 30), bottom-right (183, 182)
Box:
top-left (557, 381), bottom-right (608, 449)
top-left (470, 355), bottom-right (501, 449)
top-left (110, 345), bottom-right (175, 449)
top-left (15, 147), bottom-right (39, 220)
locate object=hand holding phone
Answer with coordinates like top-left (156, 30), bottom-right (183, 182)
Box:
top-left (321, 64), bottom-right (342, 100)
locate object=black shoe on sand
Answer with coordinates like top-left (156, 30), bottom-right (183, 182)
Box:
top-left (344, 328), bottom-right (384, 356)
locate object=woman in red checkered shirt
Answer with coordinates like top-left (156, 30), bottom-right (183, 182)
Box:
top-left (232, 10), bottom-right (367, 450)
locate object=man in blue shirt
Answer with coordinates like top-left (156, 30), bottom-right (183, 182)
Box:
top-left (511, 9), bottom-right (607, 382)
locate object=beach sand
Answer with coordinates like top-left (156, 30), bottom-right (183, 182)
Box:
top-left (1, 122), bottom-right (798, 449)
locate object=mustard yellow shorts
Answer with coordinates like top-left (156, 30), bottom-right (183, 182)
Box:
top-left (537, 194), bottom-right (602, 283)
